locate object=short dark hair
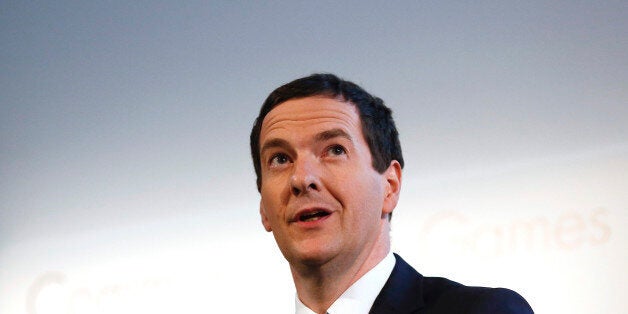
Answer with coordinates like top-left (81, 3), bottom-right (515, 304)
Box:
top-left (250, 73), bottom-right (404, 192)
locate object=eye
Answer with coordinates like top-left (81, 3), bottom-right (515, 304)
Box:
top-left (269, 153), bottom-right (291, 167)
top-left (326, 144), bottom-right (346, 157)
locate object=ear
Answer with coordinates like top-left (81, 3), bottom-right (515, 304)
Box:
top-left (382, 160), bottom-right (402, 217)
top-left (260, 200), bottom-right (273, 232)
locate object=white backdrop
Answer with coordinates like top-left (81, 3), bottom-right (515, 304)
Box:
top-left (1, 1), bottom-right (626, 313)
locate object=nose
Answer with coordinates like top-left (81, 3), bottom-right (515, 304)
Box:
top-left (290, 156), bottom-right (321, 196)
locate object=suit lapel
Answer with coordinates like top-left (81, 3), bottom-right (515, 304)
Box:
top-left (369, 254), bottom-right (425, 314)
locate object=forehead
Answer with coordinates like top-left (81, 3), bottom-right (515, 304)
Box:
top-left (260, 96), bottom-right (362, 139)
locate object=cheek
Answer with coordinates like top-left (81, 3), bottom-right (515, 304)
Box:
top-left (261, 184), bottom-right (290, 220)
top-left (261, 172), bottom-right (288, 196)
top-left (337, 172), bottom-right (383, 210)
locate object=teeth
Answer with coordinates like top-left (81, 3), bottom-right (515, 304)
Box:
top-left (300, 211), bottom-right (328, 222)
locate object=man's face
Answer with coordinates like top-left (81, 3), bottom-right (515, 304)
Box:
top-left (258, 96), bottom-right (400, 266)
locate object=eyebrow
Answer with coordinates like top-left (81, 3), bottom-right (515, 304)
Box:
top-left (260, 138), bottom-right (292, 156)
top-left (315, 128), bottom-right (352, 142)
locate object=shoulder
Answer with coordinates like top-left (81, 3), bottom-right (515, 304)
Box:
top-left (422, 276), bottom-right (534, 314)
top-left (374, 254), bottom-right (533, 314)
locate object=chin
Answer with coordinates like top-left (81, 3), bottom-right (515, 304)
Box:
top-left (295, 253), bottom-right (331, 267)
top-left (283, 242), bottom-right (339, 268)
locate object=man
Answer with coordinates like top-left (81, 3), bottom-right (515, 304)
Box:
top-left (250, 73), bottom-right (533, 314)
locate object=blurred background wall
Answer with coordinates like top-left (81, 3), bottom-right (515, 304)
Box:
top-left (1, 1), bottom-right (626, 313)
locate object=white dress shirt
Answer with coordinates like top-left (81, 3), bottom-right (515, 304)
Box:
top-left (295, 251), bottom-right (396, 314)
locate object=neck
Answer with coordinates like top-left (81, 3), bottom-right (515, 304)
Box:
top-left (291, 227), bottom-right (390, 314)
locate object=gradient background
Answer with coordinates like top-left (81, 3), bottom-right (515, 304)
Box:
top-left (1, 1), bottom-right (627, 313)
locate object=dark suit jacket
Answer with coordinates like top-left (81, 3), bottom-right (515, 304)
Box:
top-left (369, 254), bottom-right (533, 314)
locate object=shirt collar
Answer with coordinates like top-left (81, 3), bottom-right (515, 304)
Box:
top-left (295, 251), bottom-right (396, 314)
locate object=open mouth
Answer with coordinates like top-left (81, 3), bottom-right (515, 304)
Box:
top-left (298, 210), bottom-right (331, 222)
